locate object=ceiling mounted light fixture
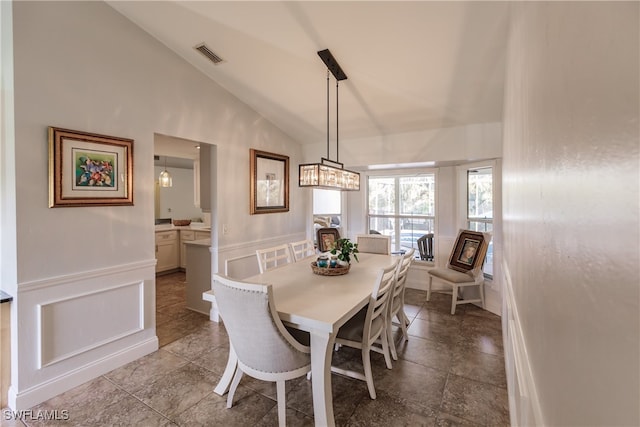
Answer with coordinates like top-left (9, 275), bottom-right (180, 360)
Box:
top-left (299, 49), bottom-right (360, 191)
top-left (159, 156), bottom-right (172, 187)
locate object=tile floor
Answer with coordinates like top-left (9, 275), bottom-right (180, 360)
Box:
top-left (3, 271), bottom-right (509, 426)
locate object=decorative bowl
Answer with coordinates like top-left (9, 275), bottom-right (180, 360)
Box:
top-left (173, 219), bottom-right (192, 226)
top-left (311, 262), bottom-right (350, 276)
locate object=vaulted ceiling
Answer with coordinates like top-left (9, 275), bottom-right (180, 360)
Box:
top-left (108, 1), bottom-right (510, 146)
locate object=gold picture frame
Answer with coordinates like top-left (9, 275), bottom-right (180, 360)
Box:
top-left (250, 149), bottom-right (289, 214)
top-left (48, 127), bottom-right (133, 207)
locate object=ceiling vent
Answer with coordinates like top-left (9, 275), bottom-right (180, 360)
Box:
top-left (194, 43), bottom-right (224, 65)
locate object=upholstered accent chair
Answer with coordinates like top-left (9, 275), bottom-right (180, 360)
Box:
top-left (212, 274), bottom-right (311, 427)
top-left (427, 229), bottom-right (491, 314)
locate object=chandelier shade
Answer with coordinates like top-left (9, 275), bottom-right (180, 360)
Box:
top-left (299, 158), bottom-right (360, 191)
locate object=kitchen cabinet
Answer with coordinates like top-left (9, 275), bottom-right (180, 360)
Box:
top-left (156, 230), bottom-right (179, 273)
top-left (180, 229), bottom-right (210, 269)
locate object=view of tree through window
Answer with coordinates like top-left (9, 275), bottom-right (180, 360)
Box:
top-left (368, 174), bottom-right (435, 257)
top-left (467, 167), bottom-right (493, 276)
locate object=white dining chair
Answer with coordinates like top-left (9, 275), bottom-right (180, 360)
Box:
top-left (427, 230), bottom-right (492, 314)
top-left (212, 274), bottom-right (311, 427)
top-left (388, 248), bottom-right (414, 360)
top-left (331, 259), bottom-right (399, 399)
top-left (356, 234), bottom-right (391, 255)
top-left (256, 244), bottom-right (294, 273)
top-left (288, 239), bottom-right (316, 262)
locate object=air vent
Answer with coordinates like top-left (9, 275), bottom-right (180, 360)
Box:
top-left (194, 43), bottom-right (224, 65)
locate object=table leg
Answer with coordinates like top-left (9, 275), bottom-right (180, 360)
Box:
top-left (310, 330), bottom-right (336, 427)
top-left (214, 344), bottom-right (237, 395)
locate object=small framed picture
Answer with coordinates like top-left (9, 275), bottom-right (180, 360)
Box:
top-left (48, 127), bottom-right (133, 207)
top-left (250, 149), bottom-right (289, 214)
top-left (448, 230), bottom-right (487, 272)
top-left (317, 228), bottom-right (340, 252)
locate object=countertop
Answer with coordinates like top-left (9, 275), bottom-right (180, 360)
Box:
top-left (184, 238), bottom-right (212, 247)
top-left (155, 224), bottom-right (211, 232)
top-left (0, 290), bottom-right (13, 304)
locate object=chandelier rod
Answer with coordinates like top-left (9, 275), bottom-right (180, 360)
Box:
top-left (326, 70), bottom-right (330, 160)
top-left (336, 79), bottom-right (339, 164)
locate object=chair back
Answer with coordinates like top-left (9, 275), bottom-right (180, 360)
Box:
top-left (417, 233), bottom-right (434, 261)
top-left (256, 244), bottom-right (293, 273)
top-left (363, 260), bottom-right (399, 342)
top-left (391, 248), bottom-right (414, 312)
top-left (289, 239), bottom-right (316, 262)
top-left (356, 234), bottom-right (391, 255)
top-left (212, 274), bottom-right (310, 374)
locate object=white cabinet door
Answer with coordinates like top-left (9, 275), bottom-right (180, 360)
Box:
top-left (156, 231), bottom-right (179, 273)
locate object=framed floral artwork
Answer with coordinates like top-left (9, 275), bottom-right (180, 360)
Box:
top-left (48, 127), bottom-right (133, 207)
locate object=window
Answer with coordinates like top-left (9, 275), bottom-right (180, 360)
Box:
top-left (313, 189), bottom-right (341, 245)
top-left (367, 174), bottom-right (435, 257)
top-left (467, 167), bottom-right (493, 277)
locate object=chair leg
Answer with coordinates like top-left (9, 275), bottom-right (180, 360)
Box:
top-left (276, 380), bottom-right (287, 427)
top-left (362, 347), bottom-right (377, 400)
top-left (381, 328), bottom-right (393, 370)
top-left (226, 368), bottom-right (244, 408)
top-left (427, 276), bottom-right (433, 301)
top-left (399, 311), bottom-right (409, 341)
top-left (451, 284), bottom-right (458, 315)
top-left (388, 318), bottom-right (398, 361)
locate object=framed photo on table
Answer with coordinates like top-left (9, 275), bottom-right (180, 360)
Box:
top-left (250, 149), bottom-right (289, 214)
top-left (48, 127), bottom-right (133, 207)
top-left (316, 228), bottom-right (340, 252)
top-left (448, 230), bottom-right (487, 272)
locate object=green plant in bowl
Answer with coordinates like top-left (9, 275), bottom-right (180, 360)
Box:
top-left (330, 238), bottom-right (359, 264)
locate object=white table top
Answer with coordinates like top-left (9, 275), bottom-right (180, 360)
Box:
top-left (245, 253), bottom-right (398, 334)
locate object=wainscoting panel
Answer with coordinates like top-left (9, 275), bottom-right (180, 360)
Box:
top-left (224, 253), bottom-right (260, 280)
top-left (10, 260), bottom-right (157, 410)
top-left (503, 261), bottom-right (543, 426)
top-left (38, 282), bottom-right (143, 368)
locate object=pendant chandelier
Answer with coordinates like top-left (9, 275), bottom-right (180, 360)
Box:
top-left (299, 49), bottom-right (360, 191)
top-left (159, 156), bottom-right (172, 187)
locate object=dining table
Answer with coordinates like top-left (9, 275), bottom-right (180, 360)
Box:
top-left (211, 252), bottom-right (399, 427)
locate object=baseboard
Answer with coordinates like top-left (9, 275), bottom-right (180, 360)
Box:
top-left (8, 336), bottom-right (158, 410)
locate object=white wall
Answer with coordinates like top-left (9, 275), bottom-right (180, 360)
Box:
top-left (153, 166), bottom-right (203, 221)
top-left (4, 1), bottom-right (307, 409)
top-left (502, 2), bottom-right (639, 426)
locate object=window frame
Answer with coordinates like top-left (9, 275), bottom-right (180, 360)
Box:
top-left (365, 168), bottom-right (438, 261)
top-left (457, 160), bottom-right (498, 280)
